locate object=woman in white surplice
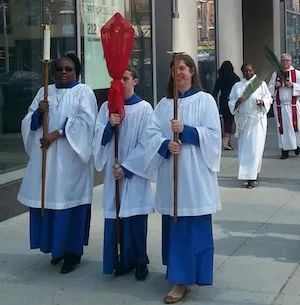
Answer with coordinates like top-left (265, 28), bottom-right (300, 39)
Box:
top-left (17, 54), bottom-right (98, 274)
top-left (144, 54), bottom-right (222, 303)
top-left (228, 63), bottom-right (272, 188)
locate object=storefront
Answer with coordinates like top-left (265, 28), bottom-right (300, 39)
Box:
top-left (197, 0), bottom-right (217, 94)
top-left (285, 0), bottom-right (300, 68)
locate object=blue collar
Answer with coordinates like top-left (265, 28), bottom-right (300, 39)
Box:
top-left (125, 93), bottom-right (143, 105)
top-left (55, 80), bottom-right (79, 89)
top-left (178, 87), bottom-right (199, 98)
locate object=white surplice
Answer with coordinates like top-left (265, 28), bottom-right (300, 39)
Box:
top-left (228, 76), bottom-right (272, 180)
top-left (17, 84), bottom-right (98, 210)
top-left (93, 100), bottom-right (155, 219)
top-left (268, 66), bottom-right (300, 150)
top-left (144, 92), bottom-right (222, 217)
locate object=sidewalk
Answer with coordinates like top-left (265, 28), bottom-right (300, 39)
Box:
top-left (0, 118), bottom-right (300, 305)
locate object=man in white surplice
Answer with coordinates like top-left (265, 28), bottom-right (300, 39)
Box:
top-left (229, 63), bottom-right (272, 189)
top-left (268, 53), bottom-right (300, 159)
top-left (93, 65), bottom-right (154, 281)
top-left (17, 54), bottom-right (98, 274)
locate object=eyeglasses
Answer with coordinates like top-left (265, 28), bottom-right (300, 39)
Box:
top-left (56, 66), bottom-right (73, 72)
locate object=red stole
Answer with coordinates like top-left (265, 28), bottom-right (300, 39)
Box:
top-left (276, 70), bottom-right (298, 134)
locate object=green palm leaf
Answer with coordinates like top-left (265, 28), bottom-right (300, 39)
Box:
top-left (264, 45), bottom-right (285, 80)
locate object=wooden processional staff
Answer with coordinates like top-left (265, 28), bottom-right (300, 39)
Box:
top-left (41, 24), bottom-right (51, 216)
top-left (168, 0), bottom-right (183, 223)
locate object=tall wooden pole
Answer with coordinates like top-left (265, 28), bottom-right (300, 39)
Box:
top-left (114, 126), bottom-right (121, 263)
top-left (41, 24), bottom-right (51, 216)
top-left (169, 0), bottom-right (181, 223)
top-left (173, 54), bottom-right (179, 223)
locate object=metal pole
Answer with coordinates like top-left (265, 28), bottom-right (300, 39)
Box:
top-left (151, 0), bottom-right (157, 107)
top-left (75, 0), bottom-right (82, 82)
top-left (1, 0), bottom-right (9, 72)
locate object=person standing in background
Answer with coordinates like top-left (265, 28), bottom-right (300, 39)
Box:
top-left (229, 63), bottom-right (272, 189)
top-left (268, 53), bottom-right (300, 159)
top-left (213, 61), bottom-right (240, 150)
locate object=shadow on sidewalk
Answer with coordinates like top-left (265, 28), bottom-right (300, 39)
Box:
top-left (217, 176), bottom-right (300, 191)
top-left (1, 252), bottom-right (171, 302)
top-left (214, 220), bottom-right (300, 264)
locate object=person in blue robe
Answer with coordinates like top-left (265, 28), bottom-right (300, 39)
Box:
top-left (93, 64), bottom-right (155, 281)
top-left (17, 53), bottom-right (98, 274)
top-left (144, 54), bottom-right (222, 303)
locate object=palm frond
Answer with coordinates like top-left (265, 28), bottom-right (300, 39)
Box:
top-left (264, 46), bottom-right (285, 80)
top-left (241, 76), bottom-right (261, 100)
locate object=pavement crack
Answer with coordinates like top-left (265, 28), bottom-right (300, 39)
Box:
top-left (270, 263), bottom-right (300, 305)
top-left (3, 256), bottom-right (48, 281)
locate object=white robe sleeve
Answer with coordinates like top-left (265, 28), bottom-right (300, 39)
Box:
top-left (228, 83), bottom-right (239, 115)
top-left (21, 87), bottom-right (44, 156)
top-left (92, 102), bottom-right (110, 171)
top-left (121, 104), bottom-right (156, 180)
top-left (65, 85), bottom-right (98, 163)
top-left (195, 94), bottom-right (222, 172)
top-left (268, 72), bottom-right (277, 97)
top-left (260, 81), bottom-right (273, 114)
top-left (292, 70), bottom-right (300, 96)
top-left (144, 100), bottom-right (169, 176)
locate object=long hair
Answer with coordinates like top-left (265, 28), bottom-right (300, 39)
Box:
top-left (166, 54), bottom-right (202, 98)
top-left (218, 60), bottom-right (239, 85)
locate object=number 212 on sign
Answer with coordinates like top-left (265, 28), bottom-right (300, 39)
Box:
top-left (87, 23), bottom-right (97, 35)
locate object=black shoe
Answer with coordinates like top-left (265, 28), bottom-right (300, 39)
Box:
top-left (295, 147), bottom-right (300, 156)
top-left (51, 256), bottom-right (64, 265)
top-left (247, 181), bottom-right (254, 189)
top-left (281, 150), bottom-right (289, 159)
top-left (114, 265), bottom-right (134, 277)
top-left (60, 262), bottom-right (76, 274)
top-left (135, 264), bottom-right (148, 281)
top-left (60, 253), bottom-right (80, 274)
top-left (74, 255), bottom-right (81, 264)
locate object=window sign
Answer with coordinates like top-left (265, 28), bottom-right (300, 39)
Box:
top-left (82, 0), bottom-right (125, 89)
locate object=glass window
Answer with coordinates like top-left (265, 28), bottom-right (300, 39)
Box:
top-left (81, 0), bottom-right (125, 90)
top-left (125, 0), bottom-right (153, 103)
top-left (197, 0), bottom-right (216, 94)
top-left (286, 0), bottom-right (299, 12)
top-left (286, 7), bottom-right (300, 68)
top-left (81, 0), bottom-right (153, 104)
top-left (0, 0), bottom-right (76, 175)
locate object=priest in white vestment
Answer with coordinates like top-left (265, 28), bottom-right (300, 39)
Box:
top-left (268, 53), bottom-right (300, 159)
top-left (93, 65), bottom-right (154, 281)
top-left (229, 63), bottom-right (272, 189)
top-left (144, 54), bottom-right (222, 303)
top-left (17, 54), bottom-right (98, 274)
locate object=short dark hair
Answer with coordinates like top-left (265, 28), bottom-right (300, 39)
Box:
top-left (56, 53), bottom-right (82, 80)
top-left (166, 54), bottom-right (202, 98)
top-left (126, 64), bottom-right (139, 80)
top-left (241, 63), bottom-right (252, 72)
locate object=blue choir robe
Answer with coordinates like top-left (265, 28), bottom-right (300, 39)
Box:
top-left (93, 93), bottom-right (155, 273)
top-left (17, 81), bottom-right (98, 258)
top-left (144, 88), bottom-right (222, 285)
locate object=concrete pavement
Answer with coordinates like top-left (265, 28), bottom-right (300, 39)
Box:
top-left (0, 118), bottom-right (300, 305)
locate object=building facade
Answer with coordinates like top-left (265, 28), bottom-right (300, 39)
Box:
top-left (0, 0), bottom-right (294, 220)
